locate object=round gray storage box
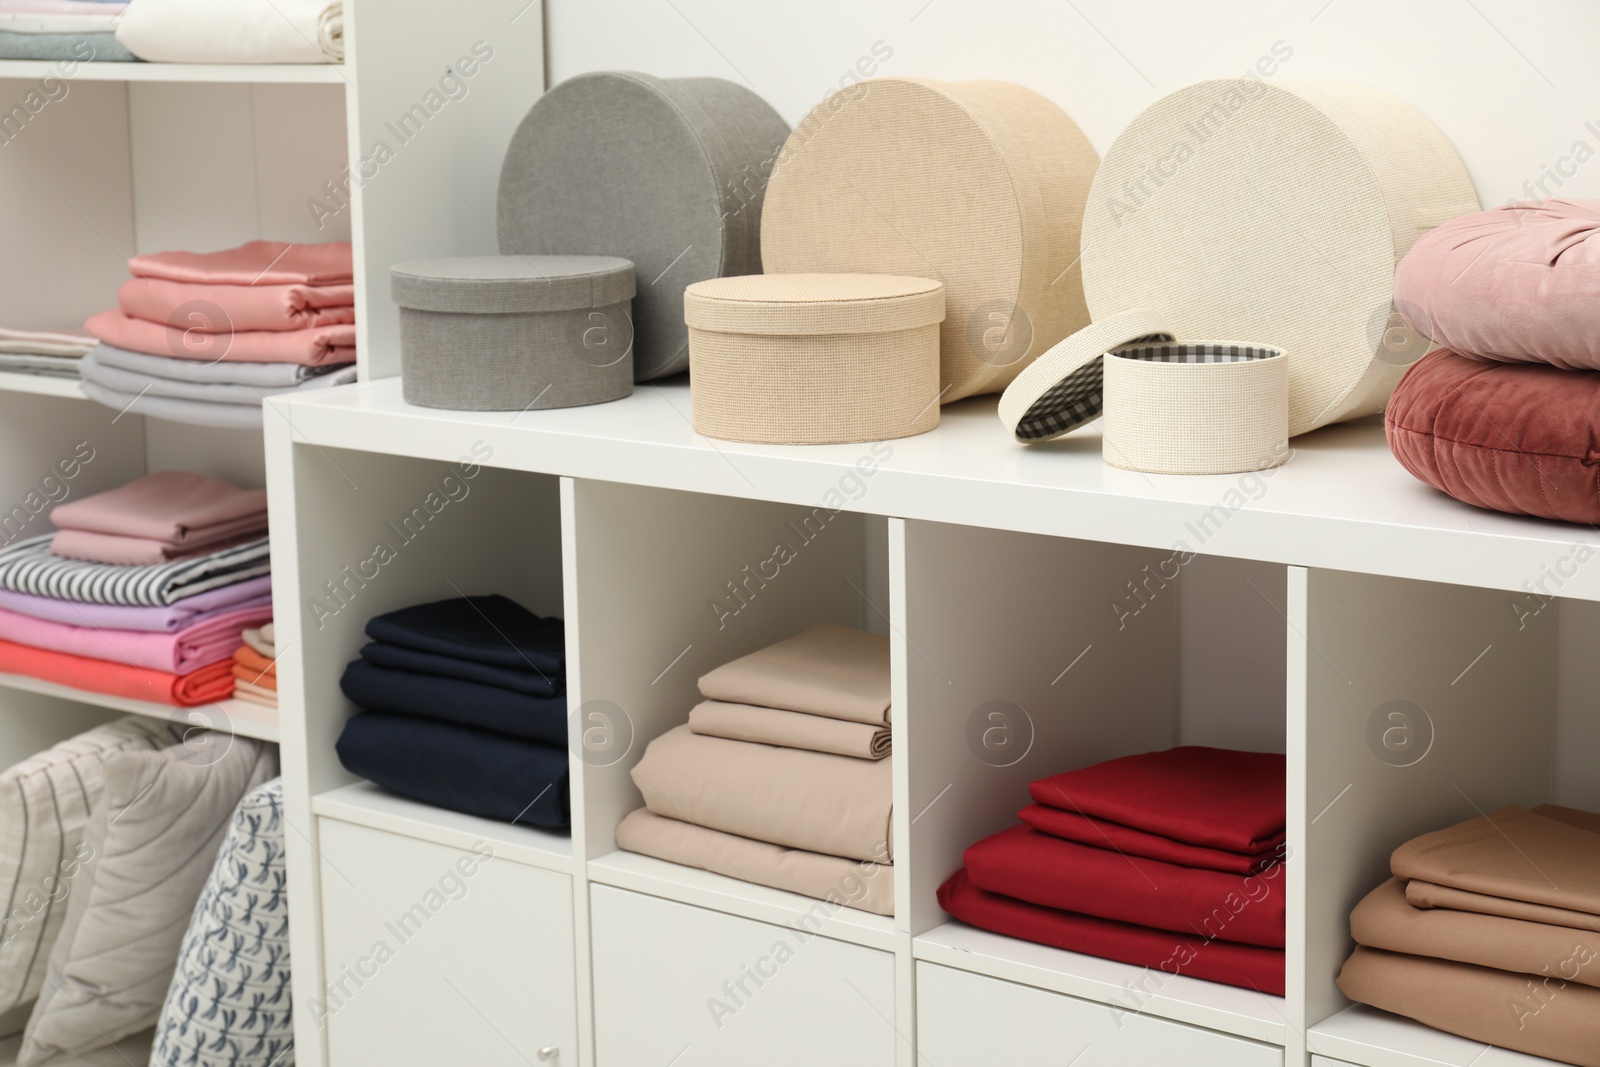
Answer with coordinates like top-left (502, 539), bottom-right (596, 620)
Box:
top-left (497, 71), bottom-right (791, 382)
top-left (392, 255), bottom-right (635, 411)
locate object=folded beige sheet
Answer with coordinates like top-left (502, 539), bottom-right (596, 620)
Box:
top-left (698, 622), bottom-right (890, 726)
top-left (1391, 805), bottom-right (1600, 920)
top-left (631, 724), bottom-right (892, 862)
top-left (1405, 879), bottom-right (1600, 931)
top-left (1338, 946), bottom-right (1600, 1067)
top-left (1353, 878), bottom-right (1600, 987)
top-left (616, 808), bottom-right (894, 916)
top-left (689, 699), bottom-right (890, 760)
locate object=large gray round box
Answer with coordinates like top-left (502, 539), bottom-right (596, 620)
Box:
top-left (392, 255), bottom-right (635, 411)
top-left (496, 71), bottom-right (791, 382)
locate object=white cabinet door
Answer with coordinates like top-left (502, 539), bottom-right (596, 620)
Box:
top-left (590, 885), bottom-right (896, 1066)
top-left (917, 962), bottom-right (1283, 1067)
top-left (316, 818), bottom-right (577, 1067)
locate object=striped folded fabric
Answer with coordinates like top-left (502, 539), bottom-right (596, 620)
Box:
top-left (0, 534), bottom-right (269, 607)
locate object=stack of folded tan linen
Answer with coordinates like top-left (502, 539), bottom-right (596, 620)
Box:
top-left (80, 241), bottom-right (357, 428)
top-left (231, 622), bottom-right (276, 708)
top-left (1339, 805), bottom-right (1600, 1067)
top-left (0, 326), bottom-right (94, 378)
top-left (617, 622), bottom-right (894, 915)
top-left (939, 747), bottom-right (1288, 993)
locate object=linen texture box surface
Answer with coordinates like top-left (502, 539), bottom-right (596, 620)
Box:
top-left (391, 255), bottom-right (635, 412)
top-left (760, 76), bottom-right (1100, 404)
top-left (685, 273), bottom-right (944, 445)
top-left (1080, 78), bottom-right (1480, 437)
top-left (497, 71), bottom-right (791, 383)
top-left (1102, 341), bottom-right (1289, 475)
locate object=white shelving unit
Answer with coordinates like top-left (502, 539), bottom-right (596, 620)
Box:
top-left (0, 1), bottom-right (543, 770)
top-left (264, 376), bottom-right (1598, 1067)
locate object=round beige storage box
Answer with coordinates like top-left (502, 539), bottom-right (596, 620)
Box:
top-left (686, 274), bottom-right (945, 445)
top-left (1102, 342), bottom-right (1289, 475)
top-left (760, 77), bottom-right (1099, 404)
top-left (1080, 79), bottom-right (1479, 436)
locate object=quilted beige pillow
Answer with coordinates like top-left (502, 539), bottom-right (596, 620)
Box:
top-left (0, 717), bottom-right (180, 1018)
top-left (17, 732), bottom-right (278, 1065)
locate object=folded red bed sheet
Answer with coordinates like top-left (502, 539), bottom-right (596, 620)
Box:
top-left (938, 868), bottom-right (1285, 994)
top-left (1029, 746), bottom-right (1286, 854)
top-left (0, 635), bottom-right (234, 705)
top-left (1018, 802), bottom-right (1282, 875)
top-left (964, 825), bottom-right (1286, 948)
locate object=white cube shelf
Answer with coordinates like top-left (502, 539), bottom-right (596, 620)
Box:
top-left (266, 381), bottom-right (1600, 1067)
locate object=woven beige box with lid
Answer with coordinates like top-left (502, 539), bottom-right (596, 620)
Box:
top-left (760, 77), bottom-right (1098, 404)
top-left (686, 274), bottom-right (945, 445)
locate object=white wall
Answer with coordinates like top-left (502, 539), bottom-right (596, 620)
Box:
top-left (545, 0), bottom-right (1600, 210)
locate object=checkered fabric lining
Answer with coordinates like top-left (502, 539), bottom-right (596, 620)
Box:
top-left (1112, 342), bottom-right (1282, 364)
top-left (1016, 332), bottom-right (1173, 441)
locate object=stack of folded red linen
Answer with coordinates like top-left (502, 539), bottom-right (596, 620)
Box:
top-left (939, 746), bottom-right (1288, 993)
top-left (0, 471), bottom-right (271, 706)
top-left (80, 241), bottom-right (357, 427)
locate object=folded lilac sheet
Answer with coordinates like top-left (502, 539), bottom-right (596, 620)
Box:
top-left (0, 578), bottom-right (270, 632)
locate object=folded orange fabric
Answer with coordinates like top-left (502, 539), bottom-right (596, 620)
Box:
top-left (231, 664), bottom-right (277, 692)
top-left (0, 636), bottom-right (232, 706)
top-left (85, 310), bottom-right (354, 366)
top-left (232, 644), bottom-right (277, 678)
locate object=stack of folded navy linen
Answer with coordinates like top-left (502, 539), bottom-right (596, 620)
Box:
top-left (336, 595), bottom-right (569, 831)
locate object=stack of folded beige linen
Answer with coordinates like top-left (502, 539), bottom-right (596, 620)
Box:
top-left (1339, 805), bottom-right (1600, 1067)
top-left (617, 622), bottom-right (894, 915)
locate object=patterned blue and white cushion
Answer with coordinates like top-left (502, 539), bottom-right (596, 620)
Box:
top-left (150, 779), bottom-right (293, 1067)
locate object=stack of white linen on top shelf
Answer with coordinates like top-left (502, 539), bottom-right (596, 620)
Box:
top-left (115, 0), bottom-right (342, 64)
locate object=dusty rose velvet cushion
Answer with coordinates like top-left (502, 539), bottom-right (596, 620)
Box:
top-left (1394, 199), bottom-right (1600, 371)
top-left (1387, 349), bottom-right (1600, 523)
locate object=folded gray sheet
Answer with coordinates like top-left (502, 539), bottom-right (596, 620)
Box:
top-left (0, 32), bottom-right (136, 61)
top-left (90, 342), bottom-right (339, 387)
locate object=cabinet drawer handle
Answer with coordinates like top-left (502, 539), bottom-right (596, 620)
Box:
top-left (536, 1046), bottom-right (559, 1061)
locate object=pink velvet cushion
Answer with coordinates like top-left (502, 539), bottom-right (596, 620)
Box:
top-left (1386, 349), bottom-right (1600, 524)
top-left (1394, 199), bottom-right (1600, 371)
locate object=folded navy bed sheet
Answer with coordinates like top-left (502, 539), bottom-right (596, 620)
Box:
top-left (364, 594), bottom-right (564, 677)
top-left (339, 659), bottom-right (567, 745)
top-left (335, 712), bottom-right (570, 830)
top-left (359, 640), bottom-right (562, 696)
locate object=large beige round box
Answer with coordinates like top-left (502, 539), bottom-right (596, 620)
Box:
top-left (760, 77), bottom-right (1099, 404)
top-left (686, 274), bottom-right (944, 445)
top-left (1080, 79), bottom-right (1479, 436)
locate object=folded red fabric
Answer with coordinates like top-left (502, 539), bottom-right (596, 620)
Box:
top-left (1019, 803), bottom-right (1280, 875)
top-left (964, 825), bottom-right (1286, 948)
top-left (0, 635), bottom-right (234, 706)
top-left (938, 868), bottom-right (1285, 994)
top-left (128, 241), bottom-right (354, 286)
top-left (1030, 747), bottom-right (1286, 854)
top-left (85, 310), bottom-right (355, 366)
top-left (118, 277), bottom-right (356, 333)
top-left (50, 470), bottom-right (267, 545)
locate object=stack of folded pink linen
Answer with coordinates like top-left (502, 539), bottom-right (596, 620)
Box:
top-left (0, 472), bottom-right (271, 707)
top-left (81, 241), bottom-right (358, 427)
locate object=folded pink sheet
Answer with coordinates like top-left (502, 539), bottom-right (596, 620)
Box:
top-left (129, 241), bottom-right (353, 286)
top-left (50, 528), bottom-right (263, 566)
top-left (118, 278), bottom-right (355, 333)
top-left (0, 602), bottom-right (272, 673)
top-left (50, 471), bottom-right (267, 545)
top-left (85, 310), bottom-right (354, 366)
